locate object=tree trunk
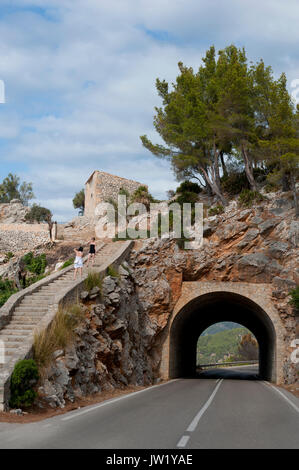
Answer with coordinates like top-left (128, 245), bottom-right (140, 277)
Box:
top-left (282, 173), bottom-right (290, 192)
top-left (290, 174), bottom-right (299, 218)
top-left (220, 151), bottom-right (228, 177)
top-left (200, 165), bottom-right (227, 206)
top-left (213, 142), bottom-right (221, 190)
top-left (201, 168), bottom-right (213, 196)
top-left (241, 144), bottom-right (257, 191)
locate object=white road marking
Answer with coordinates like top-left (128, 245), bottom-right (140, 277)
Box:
top-left (262, 381), bottom-right (299, 414)
top-left (176, 435), bottom-right (190, 448)
top-left (186, 379), bottom-right (223, 432)
top-left (61, 379), bottom-right (180, 422)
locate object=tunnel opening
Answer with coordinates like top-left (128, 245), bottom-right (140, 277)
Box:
top-left (196, 321), bottom-right (259, 380)
top-left (169, 292), bottom-right (276, 381)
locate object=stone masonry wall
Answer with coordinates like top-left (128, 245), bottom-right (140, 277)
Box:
top-left (0, 225), bottom-right (49, 253)
top-left (85, 171), bottom-right (145, 218)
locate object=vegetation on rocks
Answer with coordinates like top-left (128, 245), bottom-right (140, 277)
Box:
top-left (22, 252), bottom-right (47, 276)
top-left (9, 359), bottom-right (39, 408)
top-left (238, 189), bottom-right (265, 207)
top-left (289, 286), bottom-right (299, 310)
top-left (59, 258), bottom-right (74, 269)
top-left (208, 204), bottom-right (224, 216)
top-left (106, 265), bottom-right (120, 278)
top-left (33, 304), bottom-right (85, 373)
top-left (84, 271), bottom-right (103, 292)
top-left (0, 277), bottom-right (17, 307)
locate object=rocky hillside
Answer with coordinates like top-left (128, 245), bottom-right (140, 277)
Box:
top-left (0, 200), bottom-right (29, 224)
top-left (36, 189), bottom-right (298, 408)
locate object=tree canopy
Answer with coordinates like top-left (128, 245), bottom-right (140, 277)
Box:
top-left (0, 173), bottom-right (35, 206)
top-left (141, 44), bottom-right (299, 213)
top-left (73, 189), bottom-right (85, 215)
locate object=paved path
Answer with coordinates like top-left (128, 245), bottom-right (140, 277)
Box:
top-left (0, 368), bottom-right (298, 449)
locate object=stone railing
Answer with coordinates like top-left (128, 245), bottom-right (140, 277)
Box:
top-left (0, 240), bottom-right (133, 410)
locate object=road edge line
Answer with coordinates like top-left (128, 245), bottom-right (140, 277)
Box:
top-left (262, 381), bottom-right (299, 414)
top-left (61, 379), bottom-right (181, 421)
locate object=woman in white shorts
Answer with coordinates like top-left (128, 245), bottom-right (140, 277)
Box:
top-left (74, 246), bottom-right (84, 280)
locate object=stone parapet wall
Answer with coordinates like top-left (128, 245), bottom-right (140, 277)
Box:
top-left (0, 224), bottom-right (49, 252)
top-left (0, 224), bottom-right (48, 233)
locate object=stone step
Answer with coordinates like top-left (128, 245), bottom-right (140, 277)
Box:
top-left (0, 341), bottom-right (23, 349)
top-left (20, 301), bottom-right (52, 307)
top-left (2, 325), bottom-right (35, 331)
top-left (0, 335), bottom-right (29, 342)
top-left (14, 306), bottom-right (48, 312)
top-left (0, 349), bottom-right (16, 357)
top-left (11, 317), bottom-right (43, 323)
top-left (1, 330), bottom-right (34, 337)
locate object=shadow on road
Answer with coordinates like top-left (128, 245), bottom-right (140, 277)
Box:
top-left (195, 366), bottom-right (260, 381)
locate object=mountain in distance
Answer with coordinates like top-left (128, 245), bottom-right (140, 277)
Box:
top-left (201, 321), bottom-right (242, 336)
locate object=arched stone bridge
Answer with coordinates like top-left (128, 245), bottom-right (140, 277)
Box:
top-left (160, 281), bottom-right (287, 384)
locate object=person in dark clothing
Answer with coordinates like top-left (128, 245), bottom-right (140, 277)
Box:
top-left (86, 237), bottom-right (96, 267)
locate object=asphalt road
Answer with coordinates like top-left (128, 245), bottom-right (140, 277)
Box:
top-left (0, 367), bottom-right (298, 449)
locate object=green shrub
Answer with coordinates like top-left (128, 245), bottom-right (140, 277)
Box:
top-left (221, 171), bottom-right (249, 195)
top-left (84, 271), bottom-right (103, 292)
top-left (176, 181), bottom-right (202, 194)
top-left (60, 258), bottom-right (74, 270)
top-left (5, 252), bottom-right (14, 262)
top-left (22, 252), bottom-right (47, 275)
top-left (0, 277), bottom-right (17, 307)
top-left (263, 183), bottom-right (278, 193)
top-left (238, 189), bottom-right (265, 207)
top-left (175, 191), bottom-right (199, 205)
top-left (9, 359), bottom-right (39, 409)
top-left (289, 286), bottom-right (299, 310)
top-left (208, 204), bottom-right (224, 216)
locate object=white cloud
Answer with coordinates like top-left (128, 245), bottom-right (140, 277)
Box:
top-left (0, 0), bottom-right (299, 220)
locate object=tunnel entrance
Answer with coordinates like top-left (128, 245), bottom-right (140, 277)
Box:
top-left (169, 292), bottom-right (276, 381)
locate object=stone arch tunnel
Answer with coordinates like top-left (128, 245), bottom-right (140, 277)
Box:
top-left (160, 282), bottom-right (286, 384)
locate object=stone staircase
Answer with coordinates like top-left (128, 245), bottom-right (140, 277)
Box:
top-left (0, 240), bottom-right (133, 410)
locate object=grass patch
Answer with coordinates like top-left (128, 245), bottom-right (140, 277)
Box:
top-left (84, 271), bottom-right (103, 292)
top-left (59, 258), bottom-right (74, 270)
top-left (107, 265), bottom-right (120, 278)
top-left (33, 304), bottom-right (85, 374)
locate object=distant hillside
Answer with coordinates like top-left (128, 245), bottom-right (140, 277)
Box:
top-left (197, 327), bottom-right (251, 364)
top-left (201, 321), bottom-right (242, 336)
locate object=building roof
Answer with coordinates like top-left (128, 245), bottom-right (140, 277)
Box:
top-left (85, 170), bottom-right (145, 186)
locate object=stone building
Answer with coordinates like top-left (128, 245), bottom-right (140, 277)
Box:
top-left (84, 170), bottom-right (145, 218)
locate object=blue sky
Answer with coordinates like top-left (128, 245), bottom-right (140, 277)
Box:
top-left (0, 0), bottom-right (299, 221)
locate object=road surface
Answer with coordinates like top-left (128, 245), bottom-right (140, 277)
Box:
top-left (0, 367), bottom-right (298, 449)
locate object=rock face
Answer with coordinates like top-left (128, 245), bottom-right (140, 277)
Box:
top-left (38, 267), bottom-right (155, 408)
top-left (37, 190), bottom-right (298, 407)
top-left (0, 200), bottom-right (29, 223)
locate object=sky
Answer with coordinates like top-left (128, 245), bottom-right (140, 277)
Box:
top-left (0, 0), bottom-right (299, 221)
